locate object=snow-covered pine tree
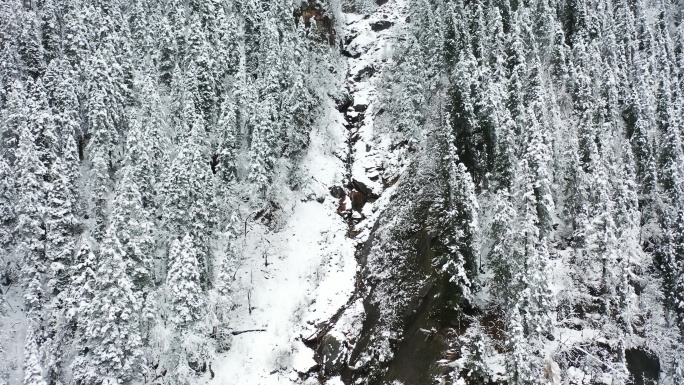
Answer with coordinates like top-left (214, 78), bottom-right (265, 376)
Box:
top-left (45, 150), bottom-right (79, 295)
top-left (167, 234), bottom-right (204, 327)
top-left (128, 71), bottom-right (170, 212)
top-left (488, 188), bottom-right (517, 303)
top-left (162, 233), bottom-right (210, 385)
top-left (506, 304), bottom-right (535, 385)
top-left (72, 226), bottom-right (146, 385)
top-left (248, 16), bottom-right (281, 197)
top-left (24, 325), bottom-right (47, 385)
top-left (162, 106), bottom-right (217, 286)
top-left (0, 156), bottom-right (15, 252)
top-left (214, 96), bottom-right (238, 185)
top-left (14, 100), bottom-right (47, 317)
top-left (66, 235), bottom-right (97, 333)
top-left (17, 8), bottom-right (46, 79)
top-left (111, 166), bottom-right (154, 292)
top-left (439, 121), bottom-right (480, 306)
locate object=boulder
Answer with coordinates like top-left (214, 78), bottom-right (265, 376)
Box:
top-left (371, 20), bottom-right (393, 32)
top-left (625, 348), bottom-right (659, 385)
top-left (353, 103), bottom-right (368, 112)
top-left (333, 89), bottom-right (352, 112)
top-left (329, 185), bottom-right (346, 199)
top-left (352, 65), bottom-right (375, 81)
top-left (353, 179), bottom-right (377, 198)
top-left (350, 191), bottom-right (367, 211)
top-left (321, 334), bottom-right (346, 373)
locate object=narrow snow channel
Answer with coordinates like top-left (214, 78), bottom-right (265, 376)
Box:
top-left (209, 69), bottom-right (355, 385)
top-left (210, 1), bottom-right (408, 383)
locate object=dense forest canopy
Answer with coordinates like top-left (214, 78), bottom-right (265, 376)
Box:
top-left (1, 0), bottom-right (684, 384)
top-left (366, 0), bottom-right (684, 382)
top-left (0, 0), bottom-right (337, 383)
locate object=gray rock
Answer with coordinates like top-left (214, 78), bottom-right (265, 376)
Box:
top-left (329, 185), bottom-right (346, 199)
top-left (371, 20), bottom-right (393, 32)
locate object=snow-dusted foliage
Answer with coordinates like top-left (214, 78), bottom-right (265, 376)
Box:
top-left (356, 0), bottom-right (684, 382)
top-left (1, 0), bottom-right (684, 384)
top-left (0, 0), bottom-right (337, 383)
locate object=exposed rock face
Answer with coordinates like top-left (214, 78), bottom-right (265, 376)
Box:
top-left (370, 20), bottom-right (393, 31)
top-left (315, 126), bottom-right (473, 384)
top-left (294, 1), bottom-right (336, 45)
top-left (330, 186), bottom-right (347, 199)
top-left (625, 349), bottom-right (660, 385)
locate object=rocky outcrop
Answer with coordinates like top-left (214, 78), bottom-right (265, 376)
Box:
top-left (294, 1), bottom-right (336, 45)
top-left (370, 20), bottom-right (393, 31)
top-left (307, 1), bottom-right (474, 383)
top-left (328, 130), bottom-right (474, 384)
top-left (625, 349), bottom-right (660, 385)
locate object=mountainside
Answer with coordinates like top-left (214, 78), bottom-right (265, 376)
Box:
top-left (1, 0), bottom-right (684, 384)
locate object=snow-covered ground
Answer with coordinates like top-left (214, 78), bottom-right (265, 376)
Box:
top-left (209, 99), bottom-right (356, 383)
top-left (210, 1), bottom-right (409, 383)
top-left (0, 283), bottom-right (26, 385)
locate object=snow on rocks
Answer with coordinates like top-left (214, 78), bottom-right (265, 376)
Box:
top-left (339, 0), bottom-right (409, 240)
top-left (210, 1), bottom-right (410, 383)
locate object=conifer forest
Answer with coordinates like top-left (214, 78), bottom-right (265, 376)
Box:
top-left (1, 0), bottom-right (684, 384)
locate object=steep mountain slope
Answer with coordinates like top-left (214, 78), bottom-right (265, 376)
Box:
top-left (2, 0), bottom-right (684, 385)
top-left (309, 0), bottom-right (684, 384)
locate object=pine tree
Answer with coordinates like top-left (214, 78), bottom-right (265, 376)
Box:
top-left (45, 152), bottom-right (79, 295)
top-left (23, 325), bottom-right (47, 385)
top-left (111, 166), bottom-right (154, 291)
top-left (166, 234), bottom-right (204, 327)
top-left (187, 14), bottom-right (216, 124)
top-left (15, 112), bottom-right (47, 317)
top-left (85, 77), bottom-right (118, 239)
top-left (450, 48), bottom-right (483, 185)
top-left (522, 107), bottom-right (554, 238)
top-left (61, 4), bottom-right (91, 68)
top-left (38, 0), bottom-right (62, 62)
top-left (279, 15), bottom-right (318, 159)
top-left (17, 9), bottom-right (46, 79)
top-left (72, 227), bottom-right (146, 385)
top-left (248, 17), bottom-right (282, 196)
top-left (162, 110), bottom-right (216, 285)
top-left (440, 128), bottom-right (480, 303)
top-left (214, 96), bottom-right (238, 184)
top-left (41, 137), bottom-right (80, 384)
top-left (43, 58), bottom-right (82, 141)
top-left (65, 235), bottom-right (97, 330)
top-left (128, 71), bottom-right (170, 211)
top-left (489, 188), bottom-right (518, 303)
top-left (0, 156), bottom-right (15, 251)
top-left (512, 158), bottom-right (554, 337)
top-left (506, 304), bottom-right (536, 385)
